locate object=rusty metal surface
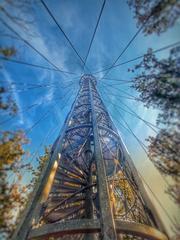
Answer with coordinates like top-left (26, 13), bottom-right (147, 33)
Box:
top-left (29, 219), bottom-right (168, 240)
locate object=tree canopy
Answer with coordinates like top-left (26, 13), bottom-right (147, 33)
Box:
top-left (131, 47), bottom-right (180, 206)
top-left (128, 0), bottom-right (180, 35)
top-left (132, 47), bottom-right (180, 126)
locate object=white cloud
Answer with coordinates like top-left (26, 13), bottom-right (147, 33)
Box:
top-left (35, 70), bottom-right (55, 104)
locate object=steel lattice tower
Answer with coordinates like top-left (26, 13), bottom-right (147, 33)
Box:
top-left (13, 75), bottom-right (168, 240)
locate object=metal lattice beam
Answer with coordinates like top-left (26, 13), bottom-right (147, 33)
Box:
top-left (12, 75), bottom-right (168, 240)
top-left (29, 220), bottom-right (168, 240)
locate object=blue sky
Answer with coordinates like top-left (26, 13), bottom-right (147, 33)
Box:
top-left (0, 0), bottom-right (180, 235)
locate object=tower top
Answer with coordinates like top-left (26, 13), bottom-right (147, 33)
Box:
top-left (79, 74), bottom-right (97, 86)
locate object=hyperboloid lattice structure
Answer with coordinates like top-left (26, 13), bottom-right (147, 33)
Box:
top-left (13, 75), bottom-right (168, 240)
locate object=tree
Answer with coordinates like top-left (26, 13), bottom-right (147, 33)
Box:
top-left (0, 131), bottom-right (28, 170)
top-left (0, 176), bottom-right (29, 238)
top-left (0, 3), bottom-right (32, 237)
top-left (132, 47), bottom-right (180, 126)
top-left (148, 130), bottom-right (180, 204)
top-left (0, 47), bottom-right (16, 57)
top-left (130, 47), bottom-right (180, 205)
top-left (0, 86), bottom-right (18, 115)
top-left (13, 146), bottom-right (51, 234)
top-left (0, 1), bottom-right (38, 239)
top-left (30, 146), bottom-right (51, 187)
top-left (0, 47), bottom-right (18, 115)
top-left (0, 92), bottom-right (29, 238)
top-left (0, 129), bottom-right (30, 239)
top-left (127, 0), bottom-right (180, 35)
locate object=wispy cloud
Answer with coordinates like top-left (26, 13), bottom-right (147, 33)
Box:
top-left (37, 70), bottom-right (56, 105)
top-left (2, 70), bottom-right (24, 125)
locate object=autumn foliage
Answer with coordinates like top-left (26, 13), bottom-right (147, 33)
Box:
top-left (0, 131), bottom-right (28, 169)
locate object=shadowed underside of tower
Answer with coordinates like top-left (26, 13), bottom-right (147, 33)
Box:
top-left (12, 75), bottom-right (168, 240)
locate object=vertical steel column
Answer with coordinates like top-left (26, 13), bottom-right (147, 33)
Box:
top-left (89, 79), bottom-right (117, 240)
top-left (84, 99), bottom-right (94, 240)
